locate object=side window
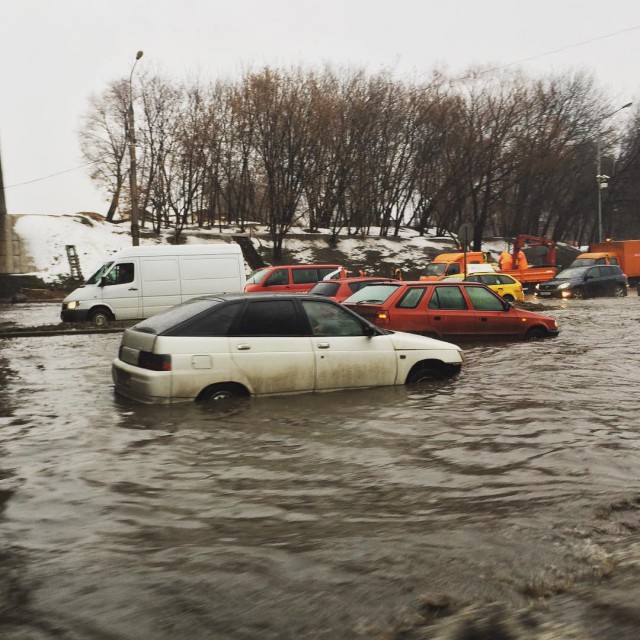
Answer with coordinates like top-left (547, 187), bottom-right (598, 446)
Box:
top-left (428, 286), bottom-right (467, 310)
top-left (496, 275), bottom-right (515, 285)
top-left (104, 262), bottom-right (135, 286)
top-left (587, 267), bottom-right (601, 279)
top-left (464, 286), bottom-right (504, 311)
top-left (292, 268), bottom-right (321, 284)
top-left (302, 300), bottom-right (365, 337)
top-left (264, 269), bottom-right (289, 286)
top-left (477, 275), bottom-right (499, 285)
top-left (232, 300), bottom-right (303, 336)
top-left (609, 257), bottom-right (619, 266)
top-left (397, 287), bottom-right (427, 309)
top-left (166, 302), bottom-right (241, 337)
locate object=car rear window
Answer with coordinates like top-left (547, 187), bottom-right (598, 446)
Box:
top-left (344, 284), bottom-right (401, 304)
top-left (308, 282), bottom-right (341, 296)
top-left (132, 298), bottom-right (225, 335)
top-left (165, 301), bottom-right (242, 337)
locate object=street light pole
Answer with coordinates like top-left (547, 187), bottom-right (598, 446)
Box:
top-left (596, 101), bottom-right (632, 242)
top-left (128, 50), bottom-right (144, 246)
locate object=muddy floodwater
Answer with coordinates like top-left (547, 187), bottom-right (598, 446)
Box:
top-left (1, 296), bottom-right (640, 639)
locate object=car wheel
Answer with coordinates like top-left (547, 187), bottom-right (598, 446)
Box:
top-left (89, 309), bottom-right (112, 327)
top-left (198, 383), bottom-right (247, 402)
top-left (406, 364), bottom-right (443, 384)
top-left (572, 288), bottom-right (585, 300)
top-left (524, 327), bottom-right (547, 341)
top-left (502, 294), bottom-right (515, 302)
top-left (614, 285), bottom-right (627, 297)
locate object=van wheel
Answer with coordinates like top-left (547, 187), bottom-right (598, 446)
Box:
top-left (525, 327), bottom-right (547, 341)
top-left (406, 364), bottom-right (443, 384)
top-left (198, 383), bottom-right (248, 402)
top-left (89, 309), bottom-right (112, 327)
top-left (614, 285), bottom-right (627, 297)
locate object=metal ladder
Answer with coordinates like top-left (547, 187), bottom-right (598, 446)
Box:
top-left (65, 245), bottom-right (84, 281)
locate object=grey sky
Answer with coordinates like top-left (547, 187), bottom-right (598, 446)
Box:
top-left (1, 0), bottom-right (638, 215)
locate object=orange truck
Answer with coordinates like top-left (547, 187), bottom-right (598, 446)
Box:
top-left (496, 235), bottom-right (558, 289)
top-left (570, 240), bottom-right (640, 286)
top-left (419, 251), bottom-right (487, 280)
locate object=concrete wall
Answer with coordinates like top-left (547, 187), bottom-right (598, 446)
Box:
top-left (0, 214), bottom-right (35, 275)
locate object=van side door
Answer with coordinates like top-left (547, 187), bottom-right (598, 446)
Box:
top-left (139, 256), bottom-right (181, 317)
top-left (100, 259), bottom-right (141, 320)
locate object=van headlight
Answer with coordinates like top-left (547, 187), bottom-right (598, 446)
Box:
top-left (557, 282), bottom-right (570, 290)
top-left (65, 300), bottom-right (80, 310)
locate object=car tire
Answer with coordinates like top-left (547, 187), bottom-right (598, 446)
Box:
top-left (614, 285), bottom-right (627, 297)
top-left (89, 309), bottom-right (112, 327)
top-left (572, 288), bottom-right (585, 300)
top-left (198, 383), bottom-right (248, 402)
top-left (406, 364), bottom-right (443, 384)
top-left (524, 327), bottom-right (547, 341)
top-left (502, 294), bottom-right (515, 302)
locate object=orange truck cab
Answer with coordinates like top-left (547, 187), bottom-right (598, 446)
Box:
top-left (570, 240), bottom-right (640, 286)
top-left (419, 252), bottom-right (486, 281)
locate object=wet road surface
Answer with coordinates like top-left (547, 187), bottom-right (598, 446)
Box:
top-left (1, 296), bottom-right (640, 638)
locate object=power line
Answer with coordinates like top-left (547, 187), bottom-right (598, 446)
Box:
top-left (456, 24), bottom-right (640, 81)
top-left (4, 160), bottom-right (100, 190)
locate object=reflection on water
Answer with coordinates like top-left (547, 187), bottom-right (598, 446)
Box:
top-left (1, 298), bottom-right (640, 638)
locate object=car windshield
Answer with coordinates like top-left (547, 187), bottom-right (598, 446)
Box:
top-left (84, 261), bottom-right (114, 285)
top-left (555, 267), bottom-right (588, 279)
top-left (420, 263), bottom-right (446, 277)
top-left (132, 297), bottom-right (224, 334)
top-left (343, 283), bottom-right (402, 304)
top-left (246, 268), bottom-right (269, 284)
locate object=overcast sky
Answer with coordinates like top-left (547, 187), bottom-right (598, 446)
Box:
top-left (1, 0), bottom-right (639, 215)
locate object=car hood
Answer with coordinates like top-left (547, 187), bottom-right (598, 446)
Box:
top-left (540, 278), bottom-right (577, 286)
top-left (387, 330), bottom-right (461, 352)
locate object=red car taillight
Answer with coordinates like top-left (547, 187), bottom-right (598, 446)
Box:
top-left (138, 351), bottom-right (172, 371)
top-left (375, 311), bottom-right (390, 325)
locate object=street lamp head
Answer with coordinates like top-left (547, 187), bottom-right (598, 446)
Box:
top-left (136, 50), bottom-right (144, 60)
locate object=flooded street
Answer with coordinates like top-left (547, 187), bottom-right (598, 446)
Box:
top-left (1, 297), bottom-right (640, 639)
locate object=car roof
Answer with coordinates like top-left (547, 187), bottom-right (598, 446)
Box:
top-left (193, 292), bottom-right (342, 303)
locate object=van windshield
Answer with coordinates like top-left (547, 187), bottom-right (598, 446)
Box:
top-left (246, 268), bottom-right (269, 284)
top-left (421, 263), bottom-right (446, 277)
top-left (85, 262), bottom-right (114, 285)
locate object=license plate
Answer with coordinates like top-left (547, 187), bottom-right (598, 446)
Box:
top-left (538, 291), bottom-right (551, 296)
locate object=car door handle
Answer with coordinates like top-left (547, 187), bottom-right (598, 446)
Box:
top-left (128, 287), bottom-right (138, 291)
top-left (236, 344), bottom-right (251, 351)
top-left (317, 342), bottom-right (330, 349)
top-left (433, 316), bottom-right (441, 321)
top-left (480, 317), bottom-right (488, 322)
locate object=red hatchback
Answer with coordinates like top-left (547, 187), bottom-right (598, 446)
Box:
top-left (308, 277), bottom-right (400, 302)
top-left (343, 281), bottom-right (559, 342)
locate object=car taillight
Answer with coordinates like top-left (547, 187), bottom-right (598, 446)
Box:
top-left (138, 351), bottom-right (171, 371)
top-left (376, 311), bottom-right (390, 325)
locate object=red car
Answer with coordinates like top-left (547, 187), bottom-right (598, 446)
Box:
top-left (343, 281), bottom-right (559, 341)
top-left (308, 277), bottom-right (400, 302)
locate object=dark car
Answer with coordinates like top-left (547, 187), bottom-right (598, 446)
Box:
top-left (535, 265), bottom-right (628, 299)
top-left (343, 281), bottom-right (559, 342)
top-left (308, 277), bottom-right (400, 302)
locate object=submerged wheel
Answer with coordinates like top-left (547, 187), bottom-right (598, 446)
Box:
top-left (89, 309), bottom-right (112, 327)
top-left (614, 285), bottom-right (627, 298)
top-left (406, 364), bottom-right (444, 384)
top-left (198, 383), bottom-right (247, 402)
top-left (572, 288), bottom-right (585, 300)
top-left (502, 294), bottom-right (515, 302)
top-left (524, 327), bottom-right (547, 341)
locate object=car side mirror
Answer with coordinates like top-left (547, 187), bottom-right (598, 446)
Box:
top-left (363, 324), bottom-right (378, 337)
top-left (504, 301), bottom-right (514, 311)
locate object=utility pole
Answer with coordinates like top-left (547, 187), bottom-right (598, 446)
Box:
top-left (0, 138), bottom-right (7, 216)
top-left (128, 50), bottom-right (143, 246)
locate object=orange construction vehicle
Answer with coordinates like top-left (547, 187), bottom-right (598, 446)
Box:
top-left (419, 251), bottom-right (486, 281)
top-left (570, 240), bottom-right (640, 286)
top-left (496, 235), bottom-right (557, 289)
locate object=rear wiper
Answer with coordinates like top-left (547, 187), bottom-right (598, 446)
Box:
top-left (357, 299), bottom-right (384, 304)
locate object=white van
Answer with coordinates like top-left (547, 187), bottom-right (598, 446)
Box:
top-left (61, 244), bottom-right (246, 325)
